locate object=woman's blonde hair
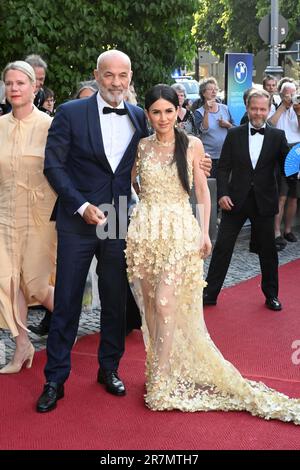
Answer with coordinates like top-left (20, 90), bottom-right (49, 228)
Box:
top-left (2, 60), bottom-right (36, 84)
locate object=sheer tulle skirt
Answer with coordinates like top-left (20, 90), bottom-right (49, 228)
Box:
top-left (126, 135), bottom-right (300, 424)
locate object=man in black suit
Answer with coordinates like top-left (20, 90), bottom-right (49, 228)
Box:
top-left (203, 89), bottom-right (289, 311)
top-left (36, 50), bottom-right (149, 413)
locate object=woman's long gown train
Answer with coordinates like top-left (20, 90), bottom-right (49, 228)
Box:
top-left (126, 134), bottom-right (300, 424)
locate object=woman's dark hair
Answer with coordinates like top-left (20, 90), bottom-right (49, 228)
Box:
top-left (43, 87), bottom-right (54, 101)
top-left (183, 98), bottom-right (192, 109)
top-left (145, 84), bottom-right (190, 195)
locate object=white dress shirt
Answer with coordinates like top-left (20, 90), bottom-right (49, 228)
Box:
top-left (77, 92), bottom-right (135, 216)
top-left (276, 107), bottom-right (300, 144)
top-left (248, 123), bottom-right (266, 169)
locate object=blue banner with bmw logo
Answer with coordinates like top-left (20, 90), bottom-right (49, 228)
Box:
top-left (224, 53), bottom-right (253, 125)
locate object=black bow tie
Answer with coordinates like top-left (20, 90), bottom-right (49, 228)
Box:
top-left (103, 106), bottom-right (127, 115)
top-left (250, 127), bottom-right (265, 136)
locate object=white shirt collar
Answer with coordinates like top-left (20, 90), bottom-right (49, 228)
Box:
top-left (96, 92), bottom-right (125, 112)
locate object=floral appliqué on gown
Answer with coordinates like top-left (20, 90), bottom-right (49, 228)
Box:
top-left (125, 133), bottom-right (300, 424)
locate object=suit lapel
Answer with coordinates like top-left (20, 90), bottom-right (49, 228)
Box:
top-left (125, 102), bottom-right (139, 135)
top-left (239, 124), bottom-right (253, 170)
top-left (254, 124), bottom-right (272, 170)
top-left (87, 93), bottom-right (113, 173)
top-left (114, 102), bottom-right (140, 174)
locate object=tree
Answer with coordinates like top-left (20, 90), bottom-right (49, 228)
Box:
top-left (193, 0), bottom-right (300, 60)
top-left (221, 0), bottom-right (263, 53)
top-left (193, 0), bottom-right (226, 57)
top-left (193, 0), bottom-right (263, 58)
top-left (0, 0), bottom-right (198, 103)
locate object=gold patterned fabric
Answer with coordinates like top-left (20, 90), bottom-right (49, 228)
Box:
top-left (126, 133), bottom-right (300, 424)
top-left (0, 107), bottom-right (57, 336)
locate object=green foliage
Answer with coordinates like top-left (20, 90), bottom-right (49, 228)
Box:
top-left (0, 0), bottom-right (198, 103)
top-left (194, 0), bottom-right (300, 60)
top-left (194, 0), bottom-right (263, 57)
top-left (193, 1), bottom-right (227, 57)
top-left (221, 0), bottom-right (263, 53)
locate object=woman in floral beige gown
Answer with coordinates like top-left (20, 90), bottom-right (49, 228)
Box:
top-left (126, 84), bottom-right (300, 424)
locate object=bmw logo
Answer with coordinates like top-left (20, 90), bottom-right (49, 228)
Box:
top-left (234, 61), bottom-right (247, 84)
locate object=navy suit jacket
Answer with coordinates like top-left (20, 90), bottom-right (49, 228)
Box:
top-left (217, 123), bottom-right (289, 217)
top-left (44, 93), bottom-right (148, 235)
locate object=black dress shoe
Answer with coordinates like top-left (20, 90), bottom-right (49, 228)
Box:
top-left (28, 323), bottom-right (49, 336)
top-left (265, 297), bottom-right (282, 311)
top-left (284, 232), bottom-right (297, 243)
top-left (36, 382), bottom-right (64, 413)
top-left (275, 236), bottom-right (287, 252)
top-left (97, 370), bottom-right (126, 396)
top-left (249, 242), bottom-right (259, 254)
top-left (203, 292), bottom-right (217, 306)
top-left (28, 310), bottom-right (51, 336)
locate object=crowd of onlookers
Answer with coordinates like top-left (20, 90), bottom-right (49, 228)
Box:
top-left (1, 55), bottom-right (299, 264)
top-left (0, 54), bottom-right (299, 343)
top-left (173, 74), bottom-right (300, 251)
top-left (1, 56), bottom-right (300, 246)
top-left (0, 54), bottom-right (139, 118)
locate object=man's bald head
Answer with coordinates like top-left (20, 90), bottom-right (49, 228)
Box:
top-left (96, 50), bottom-right (131, 71)
top-left (94, 49), bottom-right (132, 107)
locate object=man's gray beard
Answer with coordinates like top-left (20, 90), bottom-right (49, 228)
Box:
top-left (250, 118), bottom-right (266, 128)
top-left (99, 87), bottom-right (125, 105)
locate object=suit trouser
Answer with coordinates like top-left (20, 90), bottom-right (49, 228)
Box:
top-left (126, 284), bottom-right (142, 330)
top-left (205, 190), bottom-right (278, 300)
top-left (45, 230), bottom-right (127, 384)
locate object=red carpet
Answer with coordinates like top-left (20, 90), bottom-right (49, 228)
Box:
top-left (1, 260), bottom-right (300, 450)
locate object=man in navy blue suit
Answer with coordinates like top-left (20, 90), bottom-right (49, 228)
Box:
top-left (36, 50), bottom-right (149, 412)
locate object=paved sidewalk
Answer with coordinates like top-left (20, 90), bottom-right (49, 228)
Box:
top-left (1, 226), bottom-right (299, 362)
